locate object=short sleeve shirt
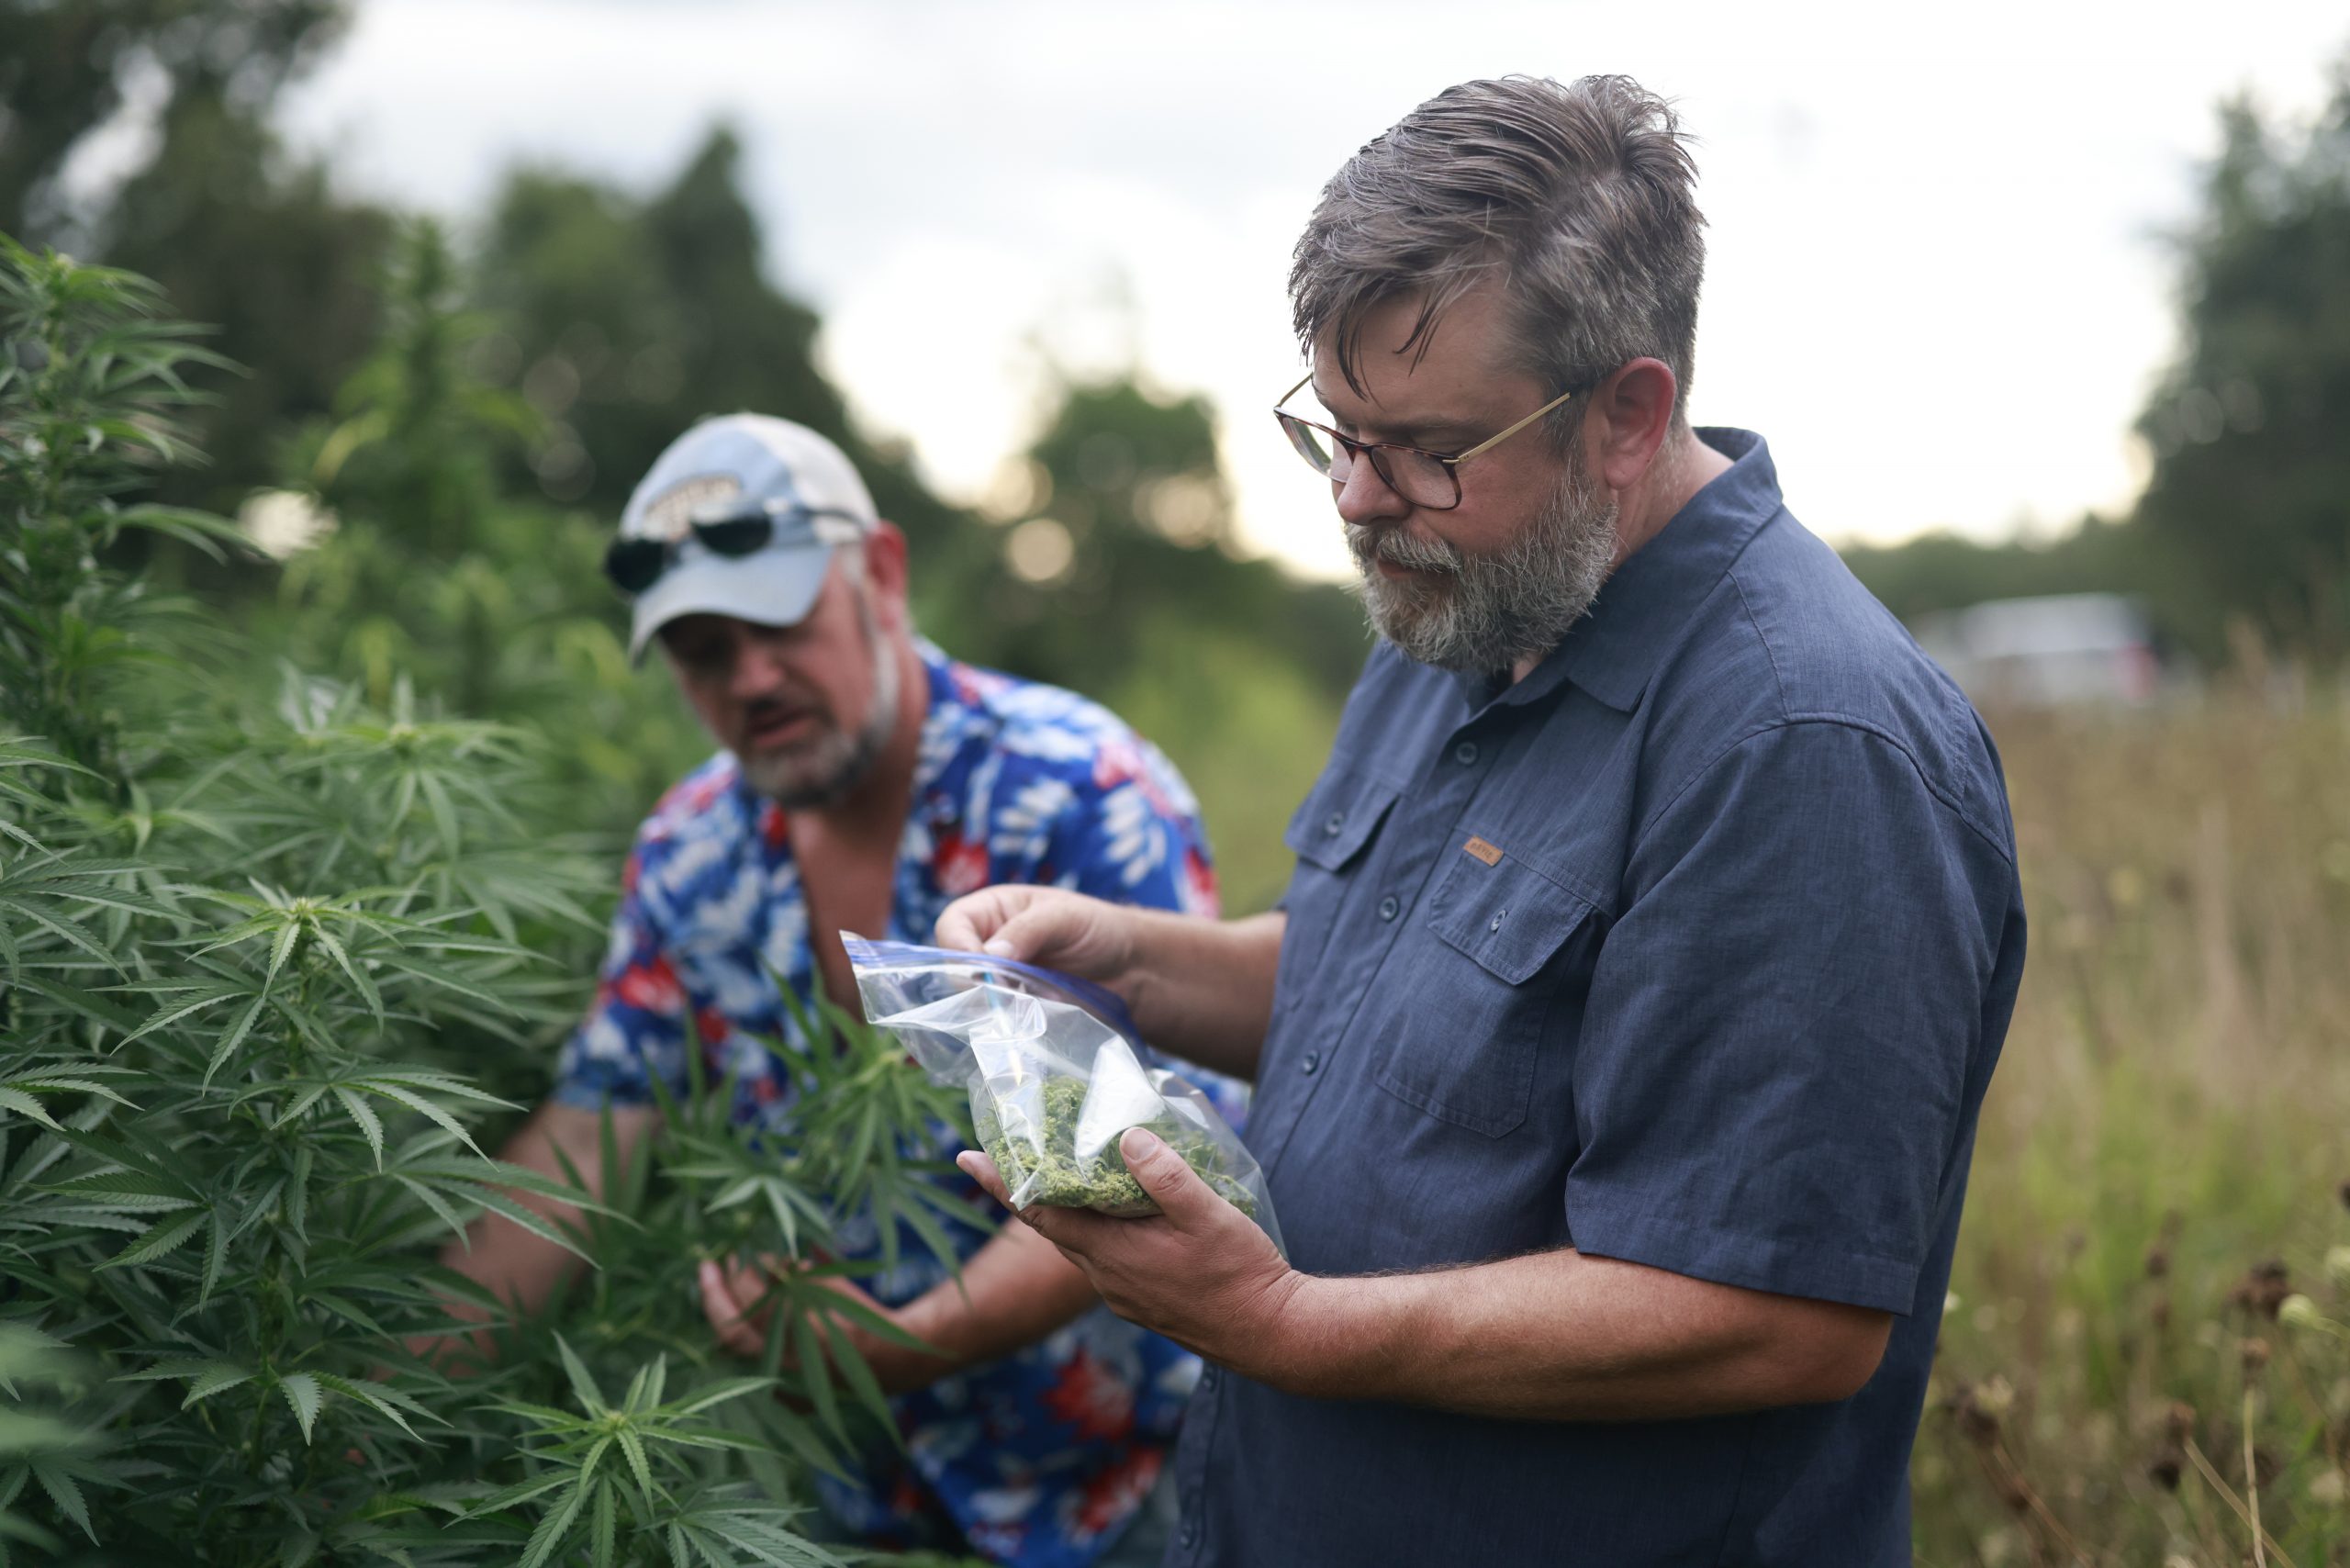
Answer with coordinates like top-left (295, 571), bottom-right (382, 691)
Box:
top-left (1170, 431), bottom-right (2027, 1568)
top-left (554, 640), bottom-right (1240, 1568)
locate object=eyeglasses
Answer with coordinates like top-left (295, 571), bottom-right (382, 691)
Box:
top-left (1272, 375), bottom-right (1577, 511)
top-left (603, 500), bottom-right (868, 596)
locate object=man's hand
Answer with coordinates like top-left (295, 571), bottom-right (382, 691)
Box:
top-left (699, 1257), bottom-right (943, 1396)
top-left (955, 1128), bottom-right (1303, 1381)
top-left (934, 893), bottom-right (1285, 1083)
top-left (934, 885), bottom-right (1138, 982)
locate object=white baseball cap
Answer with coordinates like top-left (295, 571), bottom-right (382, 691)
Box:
top-left (609, 413), bottom-right (878, 660)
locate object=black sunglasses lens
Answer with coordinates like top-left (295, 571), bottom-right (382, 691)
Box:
top-left (604, 538), bottom-right (667, 594)
top-left (695, 515), bottom-right (774, 556)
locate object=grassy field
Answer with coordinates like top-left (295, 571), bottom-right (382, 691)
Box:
top-left (1914, 692), bottom-right (2350, 1566)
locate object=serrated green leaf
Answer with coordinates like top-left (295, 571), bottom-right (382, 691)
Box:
top-left (555, 1336), bottom-right (606, 1415)
top-left (182, 1362), bottom-right (256, 1406)
top-left (517, 1473), bottom-right (589, 1568)
top-left (333, 1087), bottom-right (385, 1166)
top-left (313, 1373), bottom-right (438, 1439)
top-left (204, 994), bottom-right (268, 1086)
top-left (276, 1372), bottom-right (322, 1443)
top-left (102, 1208), bottom-right (207, 1267)
top-left (27, 1458), bottom-right (91, 1543)
top-left (0, 1091), bottom-right (57, 1131)
top-left (591, 1480), bottom-right (616, 1568)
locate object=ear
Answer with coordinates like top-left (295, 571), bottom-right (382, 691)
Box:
top-left (859, 521), bottom-right (912, 629)
top-left (1584, 358), bottom-right (1680, 493)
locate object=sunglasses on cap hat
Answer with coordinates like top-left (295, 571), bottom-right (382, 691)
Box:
top-left (603, 500), bottom-right (869, 597)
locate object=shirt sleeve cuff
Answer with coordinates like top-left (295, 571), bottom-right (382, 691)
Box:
top-left (1566, 1197), bottom-right (1925, 1316)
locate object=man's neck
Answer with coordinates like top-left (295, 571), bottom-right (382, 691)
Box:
top-left (1616, 425), bottom-right (1732, 565)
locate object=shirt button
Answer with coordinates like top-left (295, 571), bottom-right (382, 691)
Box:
top-left (1378, 895), bottom-right (1400, 921)
top-left (1301, 1050), bottom-right (1321, 1074)
top-left (1489, 907), bottom-right (1508, 933)
top-left (1324, 809), bottom-right (1346, 835)
top-left (1199, 1367), bottom-right (1219, 1392)
top-left (1181, 1519), bottom-right (1200, 1550)
top-left (1454, 740), bottom-right (1479, 766)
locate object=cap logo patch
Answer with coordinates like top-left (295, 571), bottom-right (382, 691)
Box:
top-left (637, 474), bottom-right (740, 542)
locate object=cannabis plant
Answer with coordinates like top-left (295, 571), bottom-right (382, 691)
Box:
top-left (0, 239), bottom-right (975, 1564)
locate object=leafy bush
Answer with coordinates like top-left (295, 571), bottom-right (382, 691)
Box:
top-left (0, 239), bottom-right (975, 1563)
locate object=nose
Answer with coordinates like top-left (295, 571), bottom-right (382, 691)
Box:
top-left (725, 633), bottom-right (790, 704)
top-left (1332, 448), bottom-right (1411, 530)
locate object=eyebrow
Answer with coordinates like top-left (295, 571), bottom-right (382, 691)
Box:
top-left (1313, 392), bottom-right (1480, 447)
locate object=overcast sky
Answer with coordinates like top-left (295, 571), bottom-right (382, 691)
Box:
top-left (274, 0), bottom-right (2346, 580)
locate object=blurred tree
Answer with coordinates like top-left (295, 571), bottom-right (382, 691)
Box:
top-left (266, 221), bottom-right (708, 834)
top-left (953, 369), bottom-right (1366, 911)
top-left (2133, 57), bottom-right (2350, 660)
top-left (1839, 515), bottom-right (2168, 624)
top-left (475, 127), bottom-right (975, 572)
top-left (1, 0), bottom-right (385, 514)
top-left (0, 0), bottom-right (346, 243)
top-left (971, 374), bottom-right (1367, 703)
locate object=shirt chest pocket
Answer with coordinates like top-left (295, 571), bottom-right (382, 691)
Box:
top-left (1371, 849), bottom-right (1599, 1137)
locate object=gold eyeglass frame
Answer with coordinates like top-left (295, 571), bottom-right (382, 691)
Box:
top-left (1273, 373), bottom-right (1578, 510)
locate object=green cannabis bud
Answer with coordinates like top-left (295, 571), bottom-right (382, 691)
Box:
top-left (973, 1076), bottom-right (1259, 1219)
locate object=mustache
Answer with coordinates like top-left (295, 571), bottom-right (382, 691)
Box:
top-left (743, 693), bottom-right (828, 732)
top-left (1346, 523), bottom-right (1463, 576)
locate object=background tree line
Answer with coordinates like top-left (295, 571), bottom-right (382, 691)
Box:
top-left (6, 6), bottom-right (2348, 894)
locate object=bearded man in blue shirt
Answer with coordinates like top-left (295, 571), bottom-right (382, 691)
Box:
top-left (940, 74), bottom-right (2027, 1566)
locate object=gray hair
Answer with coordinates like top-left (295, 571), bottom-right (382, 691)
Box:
top-left (1290, 74), bottom-right (1707, 437)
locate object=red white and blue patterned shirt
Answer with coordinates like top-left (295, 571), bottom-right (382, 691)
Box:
top-left (554, 640), bottom-right (1234, 1567)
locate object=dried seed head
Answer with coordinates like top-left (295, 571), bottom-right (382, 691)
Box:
top-left (2229, 1260), bottom-right (2293, 1320)
top-left (1992, 1470), bottom-right (2031, 1515)
top-left (2148, 1448), bottom-right (2184, 1492)
top-left (2241, 1336), bottom-right (2272, 1373)
top-left (2144, 1247), bottom-right (2171, 1280)
top-left (1952, 1380), bottom-right (2005, 1446)
top-left (2165, 1400), bottom-right (2197, 1441)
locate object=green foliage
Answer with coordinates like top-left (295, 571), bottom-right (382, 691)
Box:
top-left (263, 220), bottom-right (708, 838)
top-left (0, 239), bottom-right (972, 1563)
top-left (474, 128), bottom-right (969, 563)
top-left (2134, 62), bottom-right (2350, 661)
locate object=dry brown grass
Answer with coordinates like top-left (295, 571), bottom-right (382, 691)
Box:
top-left (1915, 693), bottom-right (2350, 1566)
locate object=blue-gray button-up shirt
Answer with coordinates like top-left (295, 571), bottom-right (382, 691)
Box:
top-left (1169, 429), bottom-right (2025, 1567)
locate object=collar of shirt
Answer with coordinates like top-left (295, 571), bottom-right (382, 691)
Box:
top-left (1450, 427), bottom-right (1783, 719)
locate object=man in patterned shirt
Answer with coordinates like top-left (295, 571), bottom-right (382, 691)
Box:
top-left (436, 413), bottom-right (1227, 1567)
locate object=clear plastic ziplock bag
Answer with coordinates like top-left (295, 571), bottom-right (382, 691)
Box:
top-left (845, 935), bottom-right (1281, 1254)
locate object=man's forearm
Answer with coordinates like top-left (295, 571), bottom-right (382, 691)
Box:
top-left (883, 1221), bottom-right (1101, 1378)
top-left (1122, 910), bottom-right (1284, 1080)
top-left (431, 1103), bottom-right (650, 1359)
top-left (1264, 1249), bottom-right (1892, 1421)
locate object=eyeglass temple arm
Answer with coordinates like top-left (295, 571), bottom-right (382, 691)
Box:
top-left (1448, 387), bottom-right (1577, 465)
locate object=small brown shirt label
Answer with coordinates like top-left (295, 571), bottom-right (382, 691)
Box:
top-left (1463, 836), bottom-right (1504, 866)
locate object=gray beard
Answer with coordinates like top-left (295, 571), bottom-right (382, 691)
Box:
top-left (1347, 467), bottom-right (1618, 674)
top-left (738, 602), bottom-right (902, 809)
